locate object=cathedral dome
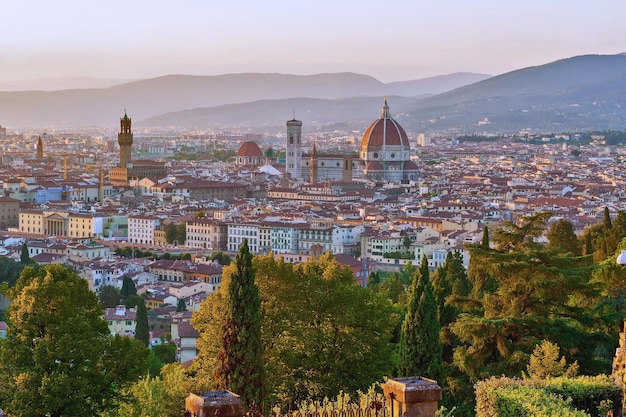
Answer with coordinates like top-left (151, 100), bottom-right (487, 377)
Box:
top-left (237, 141), bottom-right (263, 158)
top-left (364, 161), bottom-right (385, 172)
top-left (360, 99), bottom-right (409, 153)
top-left (404, 160), bottom-right (419, 171)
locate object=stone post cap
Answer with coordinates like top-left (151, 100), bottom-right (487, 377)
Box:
top-left (186, 390), bottom-right (245, 417)
top-left (383, 377), bottom-right (443, 404)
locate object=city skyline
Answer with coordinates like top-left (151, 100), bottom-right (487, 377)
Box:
top-left (2, 0), bottom-right (625, 87)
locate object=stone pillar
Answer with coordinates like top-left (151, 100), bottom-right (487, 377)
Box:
top-left (383, 377), bottom-right (442, 417)
top-left (185, 390), bottom-right (245, 417)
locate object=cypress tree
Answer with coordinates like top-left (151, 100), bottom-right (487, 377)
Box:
top-left (432, 253), bottom-right (452, 327)
top-left (135, 299), bottom-right (150, 346)
top-left (367, 271), bottom-right (381, 288)
top-left (584, 231), bottom-right (593, 256)
top-left (481, 226), bottom-right (490, 249)
top-left (176, 298), bottom-right (187, 312)
top-left (20, 243), bottom-right (31, 264)
top-left (399, 256), bottom-right (443, 383)
top-left (215, 239), bottom-right (263, 409)
top-left (604, 206), bottom-right (612, 231)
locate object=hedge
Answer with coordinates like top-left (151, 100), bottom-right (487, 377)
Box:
top-left (475, 376), bottom-right (622, 417)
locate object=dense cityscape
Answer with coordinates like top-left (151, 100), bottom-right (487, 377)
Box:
top-left (0, 93), bottom-right (626, 416)
top-left (2, 2), bottom-right (626, 416)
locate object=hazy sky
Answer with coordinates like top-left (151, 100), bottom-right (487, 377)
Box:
top-left (2, 0), bottom-right (625, 83)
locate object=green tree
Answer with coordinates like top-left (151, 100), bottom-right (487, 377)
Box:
top-left (403, 235), bottom-right (412, 251)
top-left (481, 226), bottom-right (490, 248)
top-left (214, 239), bottom-right (263, 409)
top-left (118, 363), bottom-right (197, 417)
top-left (165, 223), bottom-right (178, 244)
top-left (153, 343), bottom-right (177, 365)
top-left (124, 294), bottom-right (144, 309)
top-left (176, 223), bottom-right (187, 245)
top-left (432, 251), bottom-right (471, 411)
top-left (399, 261), bottom-right (417, 286)
top-left (524, 340), bottom-right (579, 380)
top-left (584, 231), bottom-right (594, 256)
top-left (210, 251), bottom-right (232, 266)
top-left (20, 243), bottom-right (31, 264)
top-left (546, 219), bottom-right (582, 256)
top-left (379, 272), bottom-right (405, 304)
top-left (0, 265), bottom-right (148, 417)
top-left (118, 375), bottom-right (170, 417)
top-left (121, 276), bottom-right (138, 299)
top-left (367, 271), bottom-right (381, 288)
top-left (104, 334), bottom-right (151, 391)
top-left (604, 206), bottom-right (613, 231)
top-left (0, 256), bottom-right (26, 287)
top-left (135, 299), bottom-right (150, 346)
top-left (176, 298), bottom-right (187, 312)
top-left (99, 285), bottom-right (122, 308)
top-left (115, 246), bottom-right (133, 258)
top-left (147, 350), bottom-right (165, 378)
top-left (449, 213), bottom-right (607, 385)
top-left (399, 256), bottom-right (443, 383)
top-left (193, 252), bottom-right (396, 410)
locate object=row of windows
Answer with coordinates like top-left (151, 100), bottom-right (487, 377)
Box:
top-left (229, 229), bottom-right (258, 236)
top-left (108, 320), bottom-right (134, 326)
top-left (188, 227), bottom-right (221, 233)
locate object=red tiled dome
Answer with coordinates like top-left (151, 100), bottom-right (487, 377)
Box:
top-left (361, 99), bottom-right (409, 153)
top-left (364, 161), bottom-right (385, 172)
top-left (404, 160), bottom-right (419, 171)
top-left (237, 141), bottom-right (263, 158)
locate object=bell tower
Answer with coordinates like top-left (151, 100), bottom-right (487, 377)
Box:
top-left (286, 117), bottom-right (302, 179)
top-left (118, 112), bottom-right (133, 168)
top-left (36, 136), bottom-right (43, 161)
top-left (310, 141), bottom-right (318, 183)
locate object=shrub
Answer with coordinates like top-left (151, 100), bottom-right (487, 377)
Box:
top-left (475, 376), bottom-right (622, 417)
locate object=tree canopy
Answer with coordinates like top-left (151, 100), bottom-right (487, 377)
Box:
top-left (120, 276), bottom-right (138, 299)
top-left (0, 264), bottom-right (148, 417)
top-left (546, 219), bottom-right (581, 256)
top-left (99, 284), bottom-right (122, 309)
top-left (192, 251), bottom-right (396, 410)
top-left (450, 213), bottom-right (608, 384)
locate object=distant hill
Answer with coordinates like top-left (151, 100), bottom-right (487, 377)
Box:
top-left (0, 72), bottom-right (488, 129)
top-left (397, 54), bottom-right (626, 132)
top-left (140, 55), bottom-right (626, 133)
top-left (385, 72), bottom-right (491, 96)
top-left (3, 55), bottom-right (626, 133)
top-left (137, 96), bottom-right (421, 131)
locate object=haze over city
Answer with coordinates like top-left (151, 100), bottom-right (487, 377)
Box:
top-left (2, 0), bottom-right (625, 88)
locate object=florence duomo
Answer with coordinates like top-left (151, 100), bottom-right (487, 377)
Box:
top-left (1, 2), bottom-right (626, 417)
top-left (236, 98), bottom-right (419, 185)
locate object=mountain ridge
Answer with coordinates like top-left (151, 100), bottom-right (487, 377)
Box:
top-left (2, 54), bottom-right (626, 133)
top-left (0, 72), bottom-right (489, 129)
